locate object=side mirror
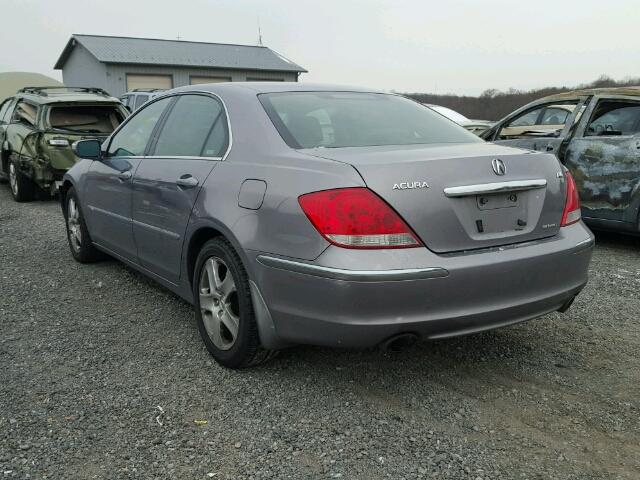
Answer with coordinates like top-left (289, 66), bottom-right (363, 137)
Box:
top-left (72, 139), bottom-right (102, 160)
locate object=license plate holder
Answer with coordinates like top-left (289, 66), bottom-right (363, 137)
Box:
top-left (477, 192), bottom-right (520, 210)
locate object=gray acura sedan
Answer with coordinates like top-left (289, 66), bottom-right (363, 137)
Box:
top-left (61, 83), bottom-right (594, 368)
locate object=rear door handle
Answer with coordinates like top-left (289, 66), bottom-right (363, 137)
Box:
top-left (545, 144), bottom-right (555, 152)
top-left (176, 175), bottom-right (199, 188)
top-left (118, 170), bottom-right (132, 181)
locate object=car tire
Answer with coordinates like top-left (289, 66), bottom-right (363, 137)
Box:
top-left (64, 187), bottom-right (104, 263)
top-left (194, 237), bottom-right (276, 369)
top-left (8, 157), bottom-right (35, 202)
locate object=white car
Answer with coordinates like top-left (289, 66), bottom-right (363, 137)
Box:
top-left (426, 104), bottom-right (493, 136)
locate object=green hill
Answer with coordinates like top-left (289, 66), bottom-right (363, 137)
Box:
top-left (0, 72), bottom-right (62, 102)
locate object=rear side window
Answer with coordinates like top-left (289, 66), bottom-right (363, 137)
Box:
top-left (134, 95), bottom-right (148, 110)
top-left (47, 105), bottom-right (125, 133)
top-left (12, 100), bottom-right (38, 127)
top-left (152, 94), bottom-right (228, 157)
top-left (107, 97), bottom-right (172, 157)
top-left (260, 92), bottom-right (480, 149)
top-left (585, 100), bottom-right (640, 136)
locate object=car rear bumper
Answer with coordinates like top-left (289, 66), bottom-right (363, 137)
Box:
top-left (249, 222), bottom-right (594, 349)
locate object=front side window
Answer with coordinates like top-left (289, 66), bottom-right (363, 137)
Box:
top-left (540, 107), bottom-right (571, 125)
top-left (0, 99), bottom-right (13, 123)
top-left (260, 92), bottom-right (480, 149)
top-left (152, 94), bottom-right (228, 157)
top-left (47, 105), bottom-right (125, 134)
top-left (107, 97), bottom-right (172, 157)
top-left (507, 108), bottom-right (542, 127)
top-left (585, 100), bottom-right (640, 136)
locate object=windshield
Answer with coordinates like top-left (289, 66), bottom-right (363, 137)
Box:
top-left (260, 92), bottom-right (481, 149)
top-left (47, 105), bottom-right (125, 134)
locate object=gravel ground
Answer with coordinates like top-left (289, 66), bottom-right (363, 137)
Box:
top-left (1, 185), bottom-right (639, 480)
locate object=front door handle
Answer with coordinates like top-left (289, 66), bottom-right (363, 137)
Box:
top-left (176, 175), bottom-right (199, 188)
top-left (118, 170), bottom-right (132, 181)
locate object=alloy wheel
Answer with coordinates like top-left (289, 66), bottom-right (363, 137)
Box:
top-left (199, 256), bottom-right (240, 350)
top-left (67, 197), bottom-right (82, 251)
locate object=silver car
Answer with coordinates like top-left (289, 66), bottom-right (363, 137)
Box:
top-left (61, 83), bottom-right (594, 369)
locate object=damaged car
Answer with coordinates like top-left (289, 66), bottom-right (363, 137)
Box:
top-left (482, 87), bottom-right (640, 234)
top-left (0, 86), bottom-right (128, 202)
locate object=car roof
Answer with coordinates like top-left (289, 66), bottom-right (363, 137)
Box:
top-left (165, 82), bottom-right (381, 97)
top-left (543, 86), bottom-right (640, 101)
top-left (15, 87), bottom-right (121, 105)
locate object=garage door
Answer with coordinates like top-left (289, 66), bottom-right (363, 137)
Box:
top-left (126, 74), bottom-right (173, 91)
top-left (190, 76), bottom-right (231, 85)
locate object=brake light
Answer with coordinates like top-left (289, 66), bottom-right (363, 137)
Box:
top-left (298, 187), bottom-right (422, 249)
top-left (560, 171), bottom-right (581, 226)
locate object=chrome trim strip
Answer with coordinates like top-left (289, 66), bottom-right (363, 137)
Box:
top-left (443, 179), bottom-right (547, 197)
top-left (132, 219), bottom-right (181, 240)
top-left (87, 205), bottom-right (130, 222)
top-left (256, 255), bottom-right (449, 282)
top-left (141, 155), bottom-right (223, 161)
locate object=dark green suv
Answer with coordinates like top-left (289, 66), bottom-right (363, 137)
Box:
top-left (0, 86), bottom-right (128, 201)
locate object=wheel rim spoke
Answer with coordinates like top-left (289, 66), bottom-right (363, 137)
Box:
top-left (67, 199), bottom-right (82, 250)
top-left (219, 274), bottom-right (235, 300)
top-left (220, 308), bottom-right (239, 341)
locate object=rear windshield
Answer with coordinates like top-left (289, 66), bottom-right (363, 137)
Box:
top-left (47, 105), bottom-right (125, 134)
top-left (259, 92), bottom-right (481, 149)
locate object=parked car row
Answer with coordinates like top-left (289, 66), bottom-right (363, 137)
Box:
top-left (53, 83), bottom-right (594, 369)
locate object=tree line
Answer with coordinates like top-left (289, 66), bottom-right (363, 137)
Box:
top-left (404, 75), bottom-right (640, 121)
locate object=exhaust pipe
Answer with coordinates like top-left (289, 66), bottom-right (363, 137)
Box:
top-left (381, 333), bottom-right (418, 352)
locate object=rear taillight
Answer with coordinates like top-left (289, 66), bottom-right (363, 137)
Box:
top-left (298, 187), bottom-right (422, 249)
top-left (560, 171), bottom-right (581, 226)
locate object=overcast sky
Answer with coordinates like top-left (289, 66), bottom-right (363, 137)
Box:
top-left (1, 0), bottom-right (638, 95)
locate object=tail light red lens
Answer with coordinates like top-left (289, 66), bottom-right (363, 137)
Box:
top-left (560, 171), bottom-right (581, 226)
top-left (298, 187), bottom-right (422, 249)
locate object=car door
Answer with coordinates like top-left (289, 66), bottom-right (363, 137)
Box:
top-left (131, 93), bottom-right (230, 284)
top-left (490, 98), bottom-right (588, 156)
top-left (563, 96), bottom-right (640, 223)
top-left (82, 96), bottom-right (174, 260)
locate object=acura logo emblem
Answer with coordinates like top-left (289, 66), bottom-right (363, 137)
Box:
top-left (492, 158), bottom-right (506, 176)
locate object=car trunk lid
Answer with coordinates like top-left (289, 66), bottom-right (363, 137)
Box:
top-left (302, 143), bottom-right (567, 253)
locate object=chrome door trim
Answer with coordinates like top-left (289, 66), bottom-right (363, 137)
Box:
top-left (256, 255), bottom-right (449, 282)
top-left (443, 179), bottom-right (547, 197)
top-left (87, 204), bottom-right (131, 222)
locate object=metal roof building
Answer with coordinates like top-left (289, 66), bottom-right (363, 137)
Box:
top-left (54, 34), bottom-right (307, 97)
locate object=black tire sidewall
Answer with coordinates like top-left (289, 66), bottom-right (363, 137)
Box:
top-left (9, 158), bottom-right (34, 202)
top-left (193, 238), bottom-right (259, 368)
